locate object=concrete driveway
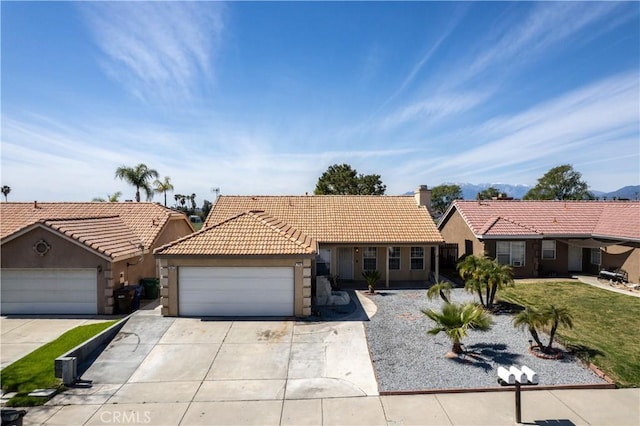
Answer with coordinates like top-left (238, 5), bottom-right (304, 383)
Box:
top-left (0, 316), bottom-right (112, 369)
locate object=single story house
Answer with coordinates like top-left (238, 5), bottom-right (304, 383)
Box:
top-left (438, 200), bottom-right (640, 281)
top-left (1, 202), bottom-right (194, 315)
top-left (154, 186), bottom-right (445, 317)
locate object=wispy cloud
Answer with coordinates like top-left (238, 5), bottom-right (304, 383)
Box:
top-left (413, 71), bottom-right (639, 185)
top-left (79, 2), bottom-right (225, 104)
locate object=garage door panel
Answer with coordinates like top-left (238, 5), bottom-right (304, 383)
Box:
top-left (1, 269), bottom-right (97, 315)
top-left (179, 267), bottom-right (294, 317)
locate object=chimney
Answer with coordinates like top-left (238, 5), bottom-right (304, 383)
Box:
top-left (414, 185), bottom-right (431, 211)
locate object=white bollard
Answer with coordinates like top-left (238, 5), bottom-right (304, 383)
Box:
top-left (520, 365), bottom-right (539, 384)
top-left (509, 366), bottom-right (527, 384)
top-left (497, 366), bottom-right (515, 385)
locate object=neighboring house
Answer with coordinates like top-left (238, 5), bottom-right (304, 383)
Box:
top-left (1, 202), bottom-right (194, 315)
top-left (438, 200), bottom-right (640, 281)
top-left (154, 186), bottom-right (444, 317)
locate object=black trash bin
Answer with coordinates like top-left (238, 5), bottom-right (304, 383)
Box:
top-left (139, 278), bottom-right (160, 299)
top-left (122, 285), bottom-right (143, 310)
top-left (1, 409), bottom-right (27, 426)
top-left (115, 287), bottom-right (134, 314)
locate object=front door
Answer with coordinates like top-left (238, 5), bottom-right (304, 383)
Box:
top-left (338, 248), bottom-right (353, 280)
top-left (568, 245), bottom-right (583, 272)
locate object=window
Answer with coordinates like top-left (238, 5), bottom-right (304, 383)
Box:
top-left (316, 248), bottom-right (331, 276)
top-left (363, 247), bottom-right (377, 271)
top-left (496, 241), bottom-right (525, 267)
top-left (590, 248), bottom-right (601, 266)
top-left (410, 247), bottom-right (424, 270)
top-left (388, 247), bottom-right (400, 270)
top-left (541, 240), bottom-right (556, 260)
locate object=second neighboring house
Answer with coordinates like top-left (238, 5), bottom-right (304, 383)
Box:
top-left (154, 186), bottom-right (444, 317)
top-left (438, 200), bottom-right (640, 281)
top-left (1, 202), bottom-right (194, 315)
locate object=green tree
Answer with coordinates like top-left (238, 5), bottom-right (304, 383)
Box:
top-left (512, 306), bottom-right (546, 348)
top-left (512, 304), bottom-right (573, 353)
top-left (457, 255), bottom-right (513, 310)
top-left (202, 199), bottom-right (213, 219)
top-left (362, 270), bottom-right (381, 294)
top-left (478, 186), bottom-right (500, 200)
top-left (543, 305), bottom-right (574, 352)
top-left (92, 192), bottom-right (121, 202)
top-left (423, 302), bottom-right (492, 355)
top-left (153, 176), bottom-right (174, 207)
top-left (524, 164), bottom-right (594, 200)
top-left (430, 184), bottom-right (463, 215)
top-left (115, 163), bottom-right (159, 202)
top-left (426, 281), bottom-right (453, 304)
top-left (314, 164), bottom-right (386, 195)
top-left (1, 185), bottom-right (11, 202)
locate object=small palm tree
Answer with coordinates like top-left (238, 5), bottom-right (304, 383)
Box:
top-left (513, 307), bottom-right (546, 348)
top-left (153, 176), bottom-right (174, 207)
top-left (513, 304), bottom-right (573, 354)
top-left (426, 281), bottom-right (453, 303)
top-left (457, 255), bottom-right (513, 309)
top-left (543, 305), bottom-right (573, 352)
top-left (362, 270), bottom-right (381, 294)
top-left (115, 163), bottom-right (159, 202)
top-left (108, 191), bottom-right (122, 202)
top-left (1, 185), bottom-right (11, 202)
top-left (457, 255), bottom-right (486, 306)
top-left (423, 302), bottom-right (492, 355)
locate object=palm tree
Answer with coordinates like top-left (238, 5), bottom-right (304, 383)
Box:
top-left (153, 176), bottom-right (174, 206)
top-left (362, 270), bottom-right (381, 294)
top-left (426, 281), bottom-right (453, 303)
top-left (92, 192), bottom-right (121, 202)
top-left (423, 302), bottom-right (492, 355)
top-left (457, 255), bottom-right (486, 306)
top-left (513, 307), bottom-right (546, 348)
top-left (1, 185), bottom-right (11, 202)
top-left (543, 305), bottom-right (573, 352)
top-left (457, 255), bottom-right (513, 309)
top-left (114, 164), bottom-right (159, 202)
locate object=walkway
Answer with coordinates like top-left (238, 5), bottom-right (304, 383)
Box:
top-left (574, 275), bottom-right (640, 298)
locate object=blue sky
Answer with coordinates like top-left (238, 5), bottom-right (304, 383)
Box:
top-left (2, 1), bottom-right (639, 203)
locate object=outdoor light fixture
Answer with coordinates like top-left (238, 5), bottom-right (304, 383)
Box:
top-left (497, 365), bottom-right (539, 424)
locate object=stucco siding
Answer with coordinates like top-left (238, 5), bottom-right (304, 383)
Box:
top-left (1, 227), bottom-right (111, 314)
top-left (156, 256), bottom-right (310, 317)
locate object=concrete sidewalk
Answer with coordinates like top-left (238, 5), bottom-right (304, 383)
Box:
top-left (19, 387), bottom-right (640, 425)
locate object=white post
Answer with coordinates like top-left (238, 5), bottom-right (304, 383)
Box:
top-left (386, 246), bottom-right (390, 288)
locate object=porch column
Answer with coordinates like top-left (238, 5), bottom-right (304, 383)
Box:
top-left (435, 245), bottom-right (440, 283)
top-left (385, 246), bottom-right (390, 288)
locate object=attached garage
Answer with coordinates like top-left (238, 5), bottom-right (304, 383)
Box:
top-left (178, 267), bottom-right (294, 316)
top-left (1, 269), bottom-right (97, 315)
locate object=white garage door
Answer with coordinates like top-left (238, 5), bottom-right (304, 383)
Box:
top-left (1, 269), bottom-right (97, 315)
top-left (179, 267), bottom-right (294, 316)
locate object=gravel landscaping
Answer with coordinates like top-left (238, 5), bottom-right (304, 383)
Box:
top-left (363, 288), bottom-right (607, 392)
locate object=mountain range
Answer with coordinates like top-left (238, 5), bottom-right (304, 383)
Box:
top-left (425, 183), bottom-right (640, 201)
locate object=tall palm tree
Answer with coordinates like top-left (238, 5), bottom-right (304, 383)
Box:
top-left (153, 176), bottom-right (174, 206)
top-left (513, 307), bottom-right (546, 348)
top-left (114, 164), bottom-right (159, 202)
top-left (486, 261), bottom-right (514, 309)
top-left (457, 255), bottom-right (486, 306)
top-left (1, 185), bottom-right (11, 202)
top-left (423, 302), bottom-right (492, 355)
top-left (426, 281), bottom-right (453, 303)
top-left (543, 305), bottom-right (573, 352)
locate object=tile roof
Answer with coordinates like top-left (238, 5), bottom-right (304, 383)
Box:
top-left (155, 210), bottom-right (317, 256)
top-left (1, 202), bottom-right (191, 258)
top-left (442, 200), bottom-right (640, 241)
top-left (205, 195), bottom-right (444, 244)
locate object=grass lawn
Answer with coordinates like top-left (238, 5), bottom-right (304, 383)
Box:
top-left (1, 320), bottom-right (118, 406)
top-left (498, 280), bottom-right (640, 387)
